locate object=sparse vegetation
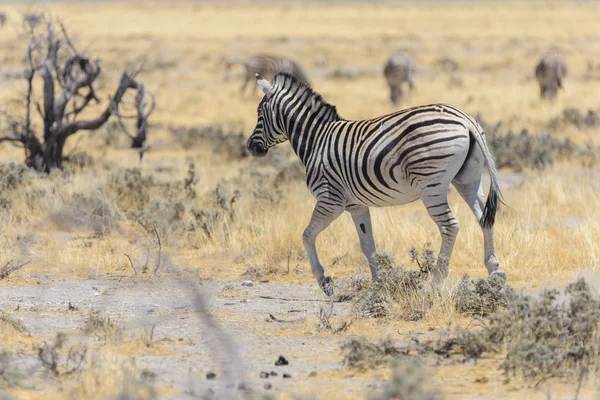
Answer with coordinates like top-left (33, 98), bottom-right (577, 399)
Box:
top-left (453, 274), bottom-right (508, 316)
top-left (368, 359), bottom-right (442, 400)
top-left (353, 252), bottom-right (432, 320)
top-left (341, 336), bottom-right (407, 370)
top-left (427, 278), bottom-right (600, 384)
top-left (480, 117), bottom-right (600, 171)
top-left (171, 124), bottom-right (248, 160)
top-left (0, 2), bottom-right (599, 399)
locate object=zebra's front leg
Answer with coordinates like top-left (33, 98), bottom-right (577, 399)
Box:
top-left (422, 191), bottom-right (459, 287)
top-left (303, 202), bottom-right (344, 296)
top-left (349, 206), bottom-right (378, 280)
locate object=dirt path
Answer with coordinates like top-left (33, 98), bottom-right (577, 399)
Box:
top-left (0, 277), bottom-right (386, 399)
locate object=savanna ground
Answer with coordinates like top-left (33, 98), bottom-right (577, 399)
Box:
top-left (1, 1), bottom-right (600, 399)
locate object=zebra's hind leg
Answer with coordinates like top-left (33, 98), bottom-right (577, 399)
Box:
top-left (348, 206), bottom-right (378, 280)
top-left (303, 202), bottom-right (344, 296)
top-left (454, 179), bottom-right (505, 281)
top-left (421, 189), bottom-right (459, 287)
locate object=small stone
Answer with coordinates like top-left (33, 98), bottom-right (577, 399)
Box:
top-left (309, 371), bottom-right (317, 377)
top-left (264, 383), bottom-right (272, 390)
top-left (206, 372), bottom-right (216, 380)
top-left (275, 355), bottom-right (289, 366)
top-left (270, 371), bottom-right (278, 377)
top-left (242, 280), bottom-right (254, 287)
top-left (283, 373), bottom-right (292, 379)
top-left (259, 371), bottom-right (269, 379)
top-left (237, 383), bottom-right (248, 391)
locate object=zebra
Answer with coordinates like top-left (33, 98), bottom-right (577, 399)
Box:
top-left (224, 54), bottom-right (310, 95)
top-left (384, 52), bottom-right (416, 105)
top-left (535, 50), bottom-right (568, 100)
top-left (247, 73), bottom-right (505, 295)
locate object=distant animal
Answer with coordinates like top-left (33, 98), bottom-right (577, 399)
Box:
top-left (224, 54), bottom-right (310, 95)
top-left (247, 73), bottom-right (505, 296)
top-left (384, 52), bottom-right (416, 104)
top-left (22, 12), bottom-right (43, 30)
top-left (0, 12), bottom-right (7, 27)
top-left (535, 50), bottom-right (568, 100)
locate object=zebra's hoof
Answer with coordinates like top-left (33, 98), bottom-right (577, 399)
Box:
top-left (490, 270), bottom-right (507, 282)
top-left (321, 276), bottom-right (334, 297)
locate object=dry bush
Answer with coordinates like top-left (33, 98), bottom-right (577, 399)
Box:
top-left (453, 274), bottom-right (507, 316)
top-left (107, 168), bottom-right (155, 212)
top-left (368, 359), bottom-right (442, 400)
top-left (479, 117), bottom-right (600, 171)
top-left (38, 333), bottom-right (87, 377)
top-left (353, 252), bottom-right (431, 320)
top-left (84, 312), bottom-right (122, 342)
top-left (0, 162), bottom-right (30, 208)
top-left (65, 150), bottom-right (95, 170)
top-left (548, 108), bottom-right (600, 130)
top-left (171, 124), bottom-right (248, 160)
top-left (341, 336), bottom-right (408, 370)
top-left (429, 278), bottom-right (600, 384)
top-left (0, 314), bottom-right (28, 333)
top-left (51, 194), bottom-right (118, 236)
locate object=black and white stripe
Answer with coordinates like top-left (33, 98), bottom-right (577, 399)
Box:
top-left (384, 52), bottom-right (416, 104)
top-left (248, 73), bottom-right (504, 295)
top-left (535, 50), bottom-right (568, 100)
top-left (225, 54), bottom-right (310, 95)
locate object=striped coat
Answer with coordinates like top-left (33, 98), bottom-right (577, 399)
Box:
top-left (247, 73), bottom-right (504, 295)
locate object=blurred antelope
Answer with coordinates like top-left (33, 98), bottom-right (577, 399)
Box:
top-left (535, 50), bottom-right (568, 100)
top-left (384, 52), bottom-right (416, 105)
top-left (0, 12), bottom-right (7, 27)
top-left (224, 54), bottom-right (310, 95)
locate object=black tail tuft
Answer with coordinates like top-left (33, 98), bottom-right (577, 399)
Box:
top-left (480, 184), bottom-right (499, 229)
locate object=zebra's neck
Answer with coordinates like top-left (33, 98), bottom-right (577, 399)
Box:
top-left (282, 93), bottom-right (341, 164)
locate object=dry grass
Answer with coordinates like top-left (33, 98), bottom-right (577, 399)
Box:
top-left (0, 1), bottom-right (600, 399)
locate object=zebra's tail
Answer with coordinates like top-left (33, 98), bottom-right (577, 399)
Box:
top-left (468, 120), bottom-right (504, 229)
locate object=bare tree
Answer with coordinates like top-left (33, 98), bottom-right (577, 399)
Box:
top-left (0, 17), bottom-right (154, 172)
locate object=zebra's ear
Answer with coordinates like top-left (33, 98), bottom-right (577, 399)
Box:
top-left (256, 74), bottom-right (274, 98)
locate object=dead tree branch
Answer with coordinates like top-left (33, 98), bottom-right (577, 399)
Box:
top-left (0, 18), bottom-right (154, 172)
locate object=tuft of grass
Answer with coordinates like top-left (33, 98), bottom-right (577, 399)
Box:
top-left (368, 358), bottom-right (442, 400)
top-left (0, 314), bottom-right (28, 334)
top-left (341, 336), bottom-right (408, 370)
top-left (84, 312), bottom-right (122, 342)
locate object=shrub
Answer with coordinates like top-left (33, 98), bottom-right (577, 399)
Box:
top-left (353, 252), bottom-right (430, 320)
top-left (108, 168), bottom-right (155, 211)
top-left (453, 274), bottom-right (507, 316)
top-left (428, 278), bottom-right (600, 384)
top-left (0, 162), bottom-right (29, 192)
top-left (171, 124), bottom-right (248, 160)
top-left (478, 116), bottom-right (600, 171)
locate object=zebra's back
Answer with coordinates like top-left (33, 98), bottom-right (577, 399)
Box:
top-left (323, 104), bottom-right (474, 207)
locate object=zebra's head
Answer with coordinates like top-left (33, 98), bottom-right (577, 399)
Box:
top-left (247, 74), bottom-right (287, 158)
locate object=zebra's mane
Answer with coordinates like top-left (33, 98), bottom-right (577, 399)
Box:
top-left (272, 73), bottom-right (342, 120)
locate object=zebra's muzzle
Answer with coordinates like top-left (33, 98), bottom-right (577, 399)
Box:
top-left (247, 140), bottom-right (268, 158)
